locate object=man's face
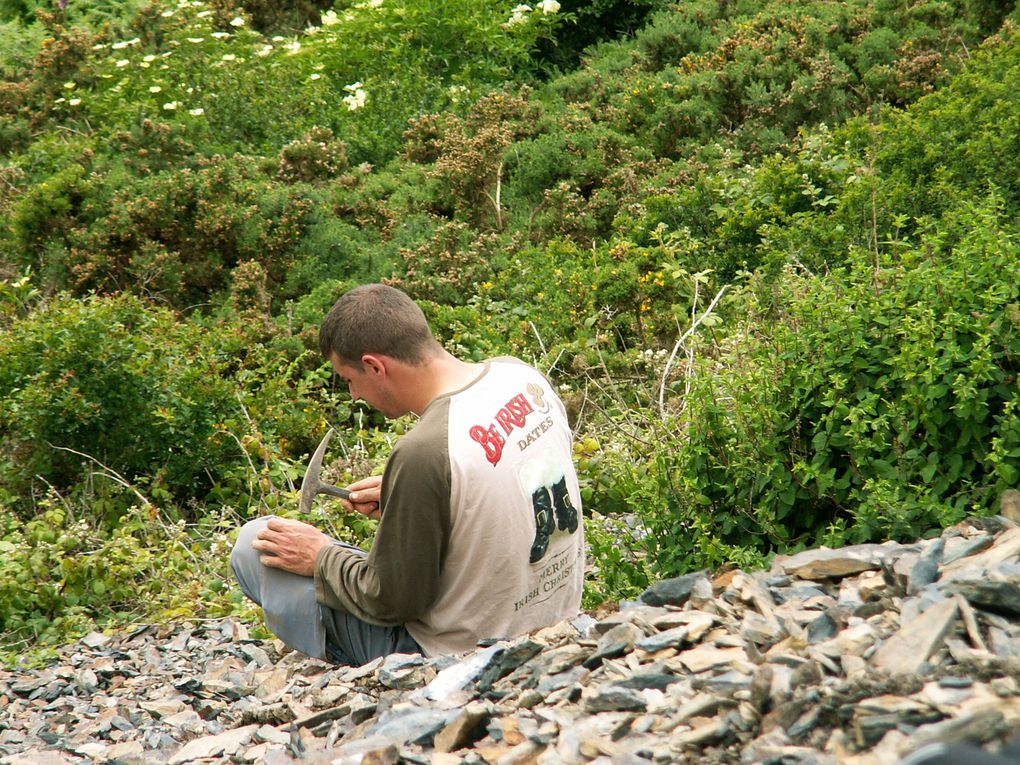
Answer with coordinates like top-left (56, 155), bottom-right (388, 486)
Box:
top-left (329, 353), bottom-right (406, 419)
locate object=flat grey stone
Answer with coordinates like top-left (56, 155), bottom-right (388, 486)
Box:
top-left (778, 544), bottom-right (900, 580)
top-left (870, 598), bottom-right (959, 674)
top-left (167, 724), bottom-right (259, 764)
top-left (639, 571), bottom-right (710, 607)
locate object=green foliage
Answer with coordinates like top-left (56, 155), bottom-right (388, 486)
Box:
top-left (645, 195), bottom-right (1020, 573)
top-left (3, 0), bottom-right (1020, 638)
top-left (0, 292), bottom-right (333, 516)
top-left (845, 28), bottom-right (1020, 234)
top-left (0, 493), bottom-right (258, 650)
top-left (25, 156), bottom-right (319, 306)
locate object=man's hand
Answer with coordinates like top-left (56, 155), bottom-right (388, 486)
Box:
top-left (342, 475), bottom-right (383, 519)
top-left (251, 517), bottom-right (330, 576)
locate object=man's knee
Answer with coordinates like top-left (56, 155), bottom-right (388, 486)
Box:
top-left (230, 517), bottom-right (272, 595)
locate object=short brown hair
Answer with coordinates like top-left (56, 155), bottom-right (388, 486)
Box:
top-left (319, 284), bottom-right (441, 366)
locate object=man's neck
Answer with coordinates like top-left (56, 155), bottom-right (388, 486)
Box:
top-left (400, 353), bottom-right (483, 416)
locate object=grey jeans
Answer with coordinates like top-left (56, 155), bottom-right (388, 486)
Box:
top-left (230, 517), bottom-right (421, 665)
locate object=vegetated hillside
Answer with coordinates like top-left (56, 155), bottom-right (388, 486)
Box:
top-left (0, 0), bottom-right (1019, 652)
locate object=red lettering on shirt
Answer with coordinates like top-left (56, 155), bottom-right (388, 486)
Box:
top-left (495, 394), bottom-right (534, 435)
top-left (470, 424), bottom-right (505, 465)
top-left (471, 392), bottom-right (541, 465)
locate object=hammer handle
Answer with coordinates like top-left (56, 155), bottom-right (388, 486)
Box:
top-left (319, 484), bottom-right (352, 501)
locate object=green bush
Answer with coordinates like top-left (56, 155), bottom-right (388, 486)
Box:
top-left (843, 25), bottom-right (1020, 234)
top-left (0, 292), bottom-right (332, 516)
top-left (643, 195), bottom-right (1020, 574)
top-left (57, 158), bottom-right (317, 307)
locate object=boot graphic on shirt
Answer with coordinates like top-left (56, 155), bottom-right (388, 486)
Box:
top-left (550, 476), bottom-right (578, 533)
top-left (529, 486), bottom-right (555, 563)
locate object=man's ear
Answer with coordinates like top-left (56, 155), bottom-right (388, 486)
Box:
top-left (361, 354), bottom-right (386, 376)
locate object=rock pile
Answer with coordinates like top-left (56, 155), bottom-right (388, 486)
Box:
top-left (3, 513), bottom-right (1020, 765)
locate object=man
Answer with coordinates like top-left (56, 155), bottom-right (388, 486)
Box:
top-left (230, 284), bottom-right (584, 664)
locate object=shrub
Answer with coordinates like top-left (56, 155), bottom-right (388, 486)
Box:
top-left (641, 194), bottom-right (1020, 574)
top-left (423, 90), bottom-right (544, 228)
top-left (55, 157), bottom-right (317, 307)
top-left (0, 292), bottom-right (330, 516)
top-left (390, 221), bottom-right (523, 306)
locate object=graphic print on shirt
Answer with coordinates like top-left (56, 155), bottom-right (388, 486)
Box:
top-left (468, 382), bottom-right (553, 467)
top-left (519, 448), bottom-right (580, 563)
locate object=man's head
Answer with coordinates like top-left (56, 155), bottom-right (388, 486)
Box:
top-left (319, 284), bottom-right (442, 368)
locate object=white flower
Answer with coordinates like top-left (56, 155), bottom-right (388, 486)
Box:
top-left (537, 0), bottom-right (560, 12)
top-left (271, 35), bottom-right (285, 42)
top-left (63, 81), bottom-right (76, 90)
top-left (161, 9), bottom-right (174, 17)
top-left (55, 97), bottom-right (66, 103)
top-left (149, 85), bottom-right (162, 93)
top-left (309, 73), bottom-right (321, 80)
top-left (187, 37), bottom-right (204, 43)
top-left (143, 54), bottom-right (156, 62)
top-left (115, 59), bottom-right (130, 67)
top-left (255, 44), bottom-right (274, 57)
top-left (112, 41), bottom-right (130, 50)
top-left (285, 40), bottom-right (301, 53)
top-left (69, 98), bottom-right (81, 106)
top-left (188, 107), bottom-right (204, 116)
top-left (508, 4), bottom-right (531, 24)
top-left (163, 101), bottom-right (179, 110)
top-left (342, 83), bottom-right (367, 111)
top-left (229, 16), bottom-right (245, 26)
top-left (221, 53), bottom-right (237, 61)
top-left (211, 31), bottom-right (230, 39)
top-left (320, 10), bottom-right (340, 25)
top-left (196, 9), bottom-right (212, 17)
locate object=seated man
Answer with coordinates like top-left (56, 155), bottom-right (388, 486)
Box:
top-left (230, 284), bottom-right (584, 664)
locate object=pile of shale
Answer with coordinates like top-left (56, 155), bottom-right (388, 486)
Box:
top-left (4, 510), bottom-right (1020, 765)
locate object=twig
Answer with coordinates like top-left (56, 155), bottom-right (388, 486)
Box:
top-left (48, 444), bottom-right (152, 508)
top-left (482, 161), bottom-right (504, 229)
top-left (545, 348), bottom-right (565, 378)
top-left (658, 284), bottom-right (729, 417)
top-left (789, 252), bottom-right (816, 277)
top-left (529, 320), bottom-right (547, 356)
top-left (32, 473), bottom-right (75, 522)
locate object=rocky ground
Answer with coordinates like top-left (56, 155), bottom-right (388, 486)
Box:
top-left (3, 510), bottom-right (1020, 765)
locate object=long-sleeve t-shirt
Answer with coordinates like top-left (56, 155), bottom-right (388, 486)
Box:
top-left (313, 357), bottom-right (585, 656)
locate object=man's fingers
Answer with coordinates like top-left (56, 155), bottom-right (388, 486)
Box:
top-left (258, 553), bottom-right (284, 569)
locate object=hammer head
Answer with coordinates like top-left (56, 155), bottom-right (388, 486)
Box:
top-left (299, 428), bottom-right (351, 514)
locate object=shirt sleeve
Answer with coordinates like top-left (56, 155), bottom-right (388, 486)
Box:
top-left (313, 432), bottom-right (452, 626)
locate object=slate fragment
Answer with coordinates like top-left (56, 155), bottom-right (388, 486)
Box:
top-left (638, 570), bottom-right (710, 607)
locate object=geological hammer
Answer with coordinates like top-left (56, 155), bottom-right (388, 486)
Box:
top-left (298, 428), bottom-right (351, 514)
